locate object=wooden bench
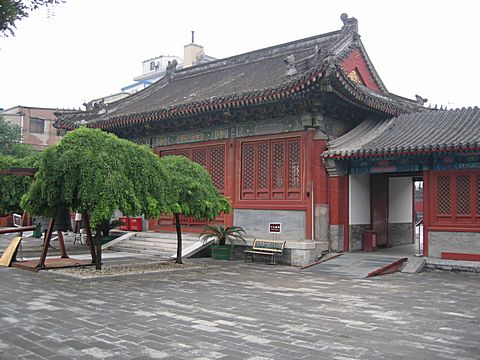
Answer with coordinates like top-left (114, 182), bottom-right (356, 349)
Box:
top-left (244, 239), bottom-right (286, 265)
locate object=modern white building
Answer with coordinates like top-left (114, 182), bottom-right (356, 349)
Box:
top-left (121, 41), bottom-right (215, 94)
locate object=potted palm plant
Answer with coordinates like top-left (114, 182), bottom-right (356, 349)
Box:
top-left (200, 225), bottom-right (247, 260)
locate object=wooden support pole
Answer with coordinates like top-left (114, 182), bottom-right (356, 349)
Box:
top-left (57, 230), bottom-right (69, 259)
top-left (0, 226), bottom-right (36, 235)
top-left (82, 212), bottom-right (97, 264)
top-left (37, 218), bottom-right (55, 269)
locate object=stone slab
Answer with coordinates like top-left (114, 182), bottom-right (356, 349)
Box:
top-left (0, 257), bottom-right (479, 359)
top-left (301, 253), bottom-right (406, 278)
top-left (402, 257), bottom-right (426, 273)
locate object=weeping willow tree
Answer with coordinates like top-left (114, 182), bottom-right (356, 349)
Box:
top-left (22, 127), bottom-right (168, 268)
top-left (159, 155), bottom-right (231, 264)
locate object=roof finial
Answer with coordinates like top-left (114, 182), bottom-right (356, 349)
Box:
top-left (340, 13), bottom-right (358, 33)
top-left (166, 59), bottom-right (178, 79)
top-left (191, 31), bottom-right (195, 44)
top-left (415, 95), bottom-right (428, 105)
top-left (284, 54), bottom-right (297, 76)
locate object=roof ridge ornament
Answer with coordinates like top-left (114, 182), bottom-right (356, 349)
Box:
top-left (340, 13), bottom-right (358, 34)
top-left (284, 54), bottom-right (297, 76)
top-left (83, 98), bottom-right (107, 112)
top-left (415, 95), bottom-right (428, 105)
top-left (166, 59), bottom-right (178, 79)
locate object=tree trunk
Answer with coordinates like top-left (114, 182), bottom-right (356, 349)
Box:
top-left (175, 213), bottom-right (183, 264)
top-left (94, 232), bottom-right (102, 271)
top-left (82, 212), bottom-right (97, 265)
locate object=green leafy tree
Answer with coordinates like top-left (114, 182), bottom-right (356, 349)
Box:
top-left (0, 151), bottom-right (39, 215)
top-left (0, 0), bottom-right (64, 37)
top-left (0, 116), bottom-right (22, 155)
top-left (22, 127), bottom-right (168, 268)
top-left (0, 116), bottom-right (39, 215)
top-left (159, 155), bottom-right (231, 264)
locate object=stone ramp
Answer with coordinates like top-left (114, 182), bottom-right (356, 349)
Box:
top-left (301, 253), bottom-right (408, 278)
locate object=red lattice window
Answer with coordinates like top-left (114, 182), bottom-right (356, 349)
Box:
top-left (456, 175), bottom-right (470, 215)
top-left (157, 144), bottom-right (226, 226)
top-left (288, 140), bottom-right (300, 190)
top-left (210, 146), bottom-right (225, 192)
top-left (433, 171), bottom-right (480, 226)
top-left (192, 149), bottom-right (207, 168)
top-left (176, 149), bottom-right (191, 158)
top-left (437, 176), bottom-right (451, 215)
top-left (272, 141), bottom-right (285, 199)
top-left (477, 176), bottom-right (480, 215)
top-left (242, 144), bottom-right (255, 199)
top-left (257, 143), bottom-right (270, 199)
top-left (241, 137), bottom-right (302, 200)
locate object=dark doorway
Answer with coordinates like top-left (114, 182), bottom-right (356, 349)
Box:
top-left (371, 174), bottom-right (389, 247)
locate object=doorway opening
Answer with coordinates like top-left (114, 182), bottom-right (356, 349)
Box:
top-left (348, 173), bottom-right (423, 255)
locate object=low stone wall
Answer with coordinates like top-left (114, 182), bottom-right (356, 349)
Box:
top-left (349, 224), bottom-right (369, 251)
top-left (232, 238), bottom-right (327, 267)
top-left (329, 224), bottom-right (344, 252)
top-left (426, 258), bottom-right (480, 273)
top-left (388, 222), bottom-right (413, 246)
top-left (428, 231), bottom-right (480, 258)
top-left (234, 209), bottom-right (306, 241)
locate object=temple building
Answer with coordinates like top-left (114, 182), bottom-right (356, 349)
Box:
top-left (55, 14), bottom-right (480, 265)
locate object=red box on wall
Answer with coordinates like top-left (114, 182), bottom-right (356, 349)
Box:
top-left (119, 217), bottom-right (129, 231)
top-left (128, 217), bottom-right (143, 231)
top-left (363, 230), bottom-right (377, 252)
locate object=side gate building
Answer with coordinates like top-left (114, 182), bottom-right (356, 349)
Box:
top-left (55, 14), bottom-right (480, 265)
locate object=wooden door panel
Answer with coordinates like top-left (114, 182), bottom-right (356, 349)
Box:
top-left (371, 175), bottom-right (389, 246)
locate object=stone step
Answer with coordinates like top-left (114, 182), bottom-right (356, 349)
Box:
top-left (110, 246), bottom-right (172, 257)
top-left (401, 257), bottom-right (426, 273)
top-left (130, 237), bottom-right (197, 246)
top-left (110, 243), bottom-right (178, 254)
top-left (109, 232), bottom-right (202, 257)
top-left (132, 232), bottom-right (200, 241)
top-left (120, 238), bottom-right (195, 247)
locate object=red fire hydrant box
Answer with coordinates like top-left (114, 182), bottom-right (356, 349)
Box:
top-left (128, 217), bottom-right (143, 232)
top-left (119, 217), bottom-right (129, 231)
top-left (363, 230), bottom-right (377, 252)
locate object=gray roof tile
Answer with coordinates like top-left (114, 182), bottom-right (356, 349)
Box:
top-left (324, 107), bottom-right (480, 158)
top-left (54, 15), bottom-right (422, 130)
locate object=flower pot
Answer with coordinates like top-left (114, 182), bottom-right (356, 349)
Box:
top-left (211, 244), bottom-right (232, 260)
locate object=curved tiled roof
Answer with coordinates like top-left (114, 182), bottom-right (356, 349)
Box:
top-left (324, 107), bottom-right (480, 158)
top-left (54, 15), bottom-right (422, 131)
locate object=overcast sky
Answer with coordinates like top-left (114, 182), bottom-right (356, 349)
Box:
top-left (0, 0), bottom-right (479, 111)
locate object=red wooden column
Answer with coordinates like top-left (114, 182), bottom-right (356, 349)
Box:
top-left (423, 170), bottom-right (430, 257)
top-left (304, 129), bottom-right (315, 240)
top-left (343, 175), bottom-right (349, 252)
top-left (328, 175), bottom-right (349, 251)
top-left (313, 140), bottom-right (328, 205)
top-left (224, 138), bottom-right (236, 227)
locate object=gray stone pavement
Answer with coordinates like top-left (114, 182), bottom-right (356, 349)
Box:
top-left (0, 258), bottom-right (479, 360)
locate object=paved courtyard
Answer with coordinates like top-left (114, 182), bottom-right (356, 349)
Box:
top-left (0, 258), bottom-right (478, 360)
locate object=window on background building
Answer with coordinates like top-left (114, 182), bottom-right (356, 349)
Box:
top-left (241, 137), bottom-right (302, 201)
top-left (29, 118), bottom-right (45, 134)
top-left (433, 171), bottom-right (480, 226)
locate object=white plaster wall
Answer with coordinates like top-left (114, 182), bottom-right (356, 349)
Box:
top-left (349, 173), bottom-right (370, 225)
top-left (389, 177), bottom-right (412, 223)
